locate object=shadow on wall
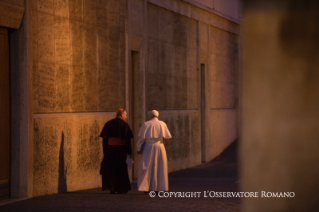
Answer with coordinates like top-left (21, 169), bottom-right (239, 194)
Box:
top-left (58, 132), bottom-right (67, 193)
top-left (213, 139), bottom-right (238, 163)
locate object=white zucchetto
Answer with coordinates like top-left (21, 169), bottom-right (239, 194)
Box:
top-left (150, 110), bottom-right (159, 117)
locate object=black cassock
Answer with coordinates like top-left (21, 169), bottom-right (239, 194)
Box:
top-left (99, 117), bottom-right (133, 193)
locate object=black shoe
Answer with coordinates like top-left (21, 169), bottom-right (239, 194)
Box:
top-left (110, 191), bottom-right (115, 194)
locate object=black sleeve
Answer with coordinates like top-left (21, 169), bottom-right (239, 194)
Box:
top-left (122, 121), bottom-right (134, 140)
top-left (126, 139), bottom-right (132, 155)
top-left (102, 138), bottom-right (109, 153)
top-left (100, 122), bottom-right (110, 138)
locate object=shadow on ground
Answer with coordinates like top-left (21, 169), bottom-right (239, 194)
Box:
top-left (0, 140), bottom-right (240, 212)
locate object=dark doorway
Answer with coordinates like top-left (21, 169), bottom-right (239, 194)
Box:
top-left (130, 51), bottom-right (139, 180)
top-left (0, 27), bottom-right (10, 200)
top-left (200, 64), bottom-right (206, 163)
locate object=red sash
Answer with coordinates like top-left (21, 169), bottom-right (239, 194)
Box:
top-left (108, 137), bottom-right (125, 145)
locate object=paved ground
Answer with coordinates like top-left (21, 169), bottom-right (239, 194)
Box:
top-left (0, 142), bottom-right (240, 212)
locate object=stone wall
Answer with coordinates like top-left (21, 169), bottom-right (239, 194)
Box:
top-left (144, 3), bottom-right (202, 171)
top-left (32, 0), bottom-right (127, 113)
top-left (30, 0), bottom-right (127, 196)
top-left (129, 0), bottom-right (240, 170)
top-left (4, 0), bottom-right (239, 197)
top-left (146, 4), bottom-right (197, 110)
top-left (33, 115), bottom-right (111, 196)
top-left (205, 26), bottom-right (239, 161)
top-left (185, 0), bottom-right (242, 21)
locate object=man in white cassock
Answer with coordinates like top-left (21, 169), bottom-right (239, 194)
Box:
top-left (137, 110), bottom-right (172, 192)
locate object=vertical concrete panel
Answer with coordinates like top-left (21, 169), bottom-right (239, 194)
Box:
top-left (33, 0), bottom-right (126, 114)
top-left (187, 78), bottom-right (197, 109)
top-left (76, 120), bottom-right (100, 171)
top-left (173, 15), bottom-right (187, 47)
top-left (118, 31), bottom-right (126, 81)
top-left (31, 10), bottom-right (38, 63)
top-left (70, 20), bottom-right (84, 67)
top-left (208, 53), bottom-right (217, 81)
top-left (37, 12), bottom-right (54, 64)
top-left (187, 17), bottom-right (197, 50)
top-left (33, 115), bottom-right (110, 196)
top-left (97, 68), bottom-right (108, 111)
top-left (83, 0), bottom-right (96, 25)
top-left (199, 22), bottom-right (208, 63)
top-left (32, 62), bottom-right (39, 112)
top-left (187, 49), bottom-right (197, 79)
top-left (55, 65), bottom-right (70, 111)
top-left (207, 110), bottom-right (237, 161)
top-left (161, 112), bottom-right (201, 172)
top-left (37, 0), bottom-right (53, 14)
top-left (33, 120), bottom-right (59, 196)
top-left (96, 2), bottom-right (107, 27)
top-left (71, 66), bottom-right (85, 111)
top-left (130, 0), bottom-right (144, 37)
top-left (106, 0), bottom-right (120, 28)
top-left (205, 17), bottom-right (239, 162)
top-left (209, 80), bottom-right (222, 108)
top-left (175, 45), bottom-right (187, 77)
top-left (54, 16), bottom-right (70, 65)
top-left (208, 25), bottom-right (239, 109)
top-left (37, 63), bottom-right (56, 112)
top-left (189, 113), bottom-right (201, 164)
top-left (83, 66), bottom-right (98, 111)
top-left (163, 42), bottom-right (175, 77)
top-left (108, 29), bottom-right (120, 72)
top-left (70, 20), bottom-right (84, 66)
top-left (54, 0), bottom-right (69, 18)
top-left (146, 4), bottom-right (197, 110)
top-left (221, 82), bottom-right (235, 108)
top-left (83, 24), bottom-right (97, 69)
top-left (241, 1), bottom-right (319, 211)
top-left (162, 8), bottom-right (174, 43)
top-left (97, 27), bottom-right (108, 69)
top-left (119, 0), bottom-right (127, 34)
top-left (69, 0), bottom-right (83, 22)
top-left (147, 38), bottom-right (158, 75)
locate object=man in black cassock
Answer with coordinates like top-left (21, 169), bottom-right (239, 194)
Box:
top-left (99, 108), bottom-right (133, 194)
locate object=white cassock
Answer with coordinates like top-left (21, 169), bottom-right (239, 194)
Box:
top-left (137, 117), bottom-right (172, 191)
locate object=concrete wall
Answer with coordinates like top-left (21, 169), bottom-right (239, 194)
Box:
top-left (0, 0), bottom-right (24, 29)
top-left (206, 26), bottom-right (239, 160)
top-left (241, 1), bottom-right (319, 211)
top-left (2, 0), bottom-right (239, 197)
top-left (146, 4), bottom-right (197, 110)
top-left (33, 114), bottom-right (111, 196)
top-left (30, 0), bottom-right (127, 197)
top-left (183, 0), bottom-right (242, 21)
top-left (32, 0), bottom-right (127, 112)
top-left (129, 0), bottom-right (239, 173)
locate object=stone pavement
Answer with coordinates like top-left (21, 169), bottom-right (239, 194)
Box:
top-left (0, 143), bottom-right (240, 212)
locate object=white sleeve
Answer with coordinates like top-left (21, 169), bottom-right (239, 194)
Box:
top-left (136, 137), bottom-right (145, 152)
